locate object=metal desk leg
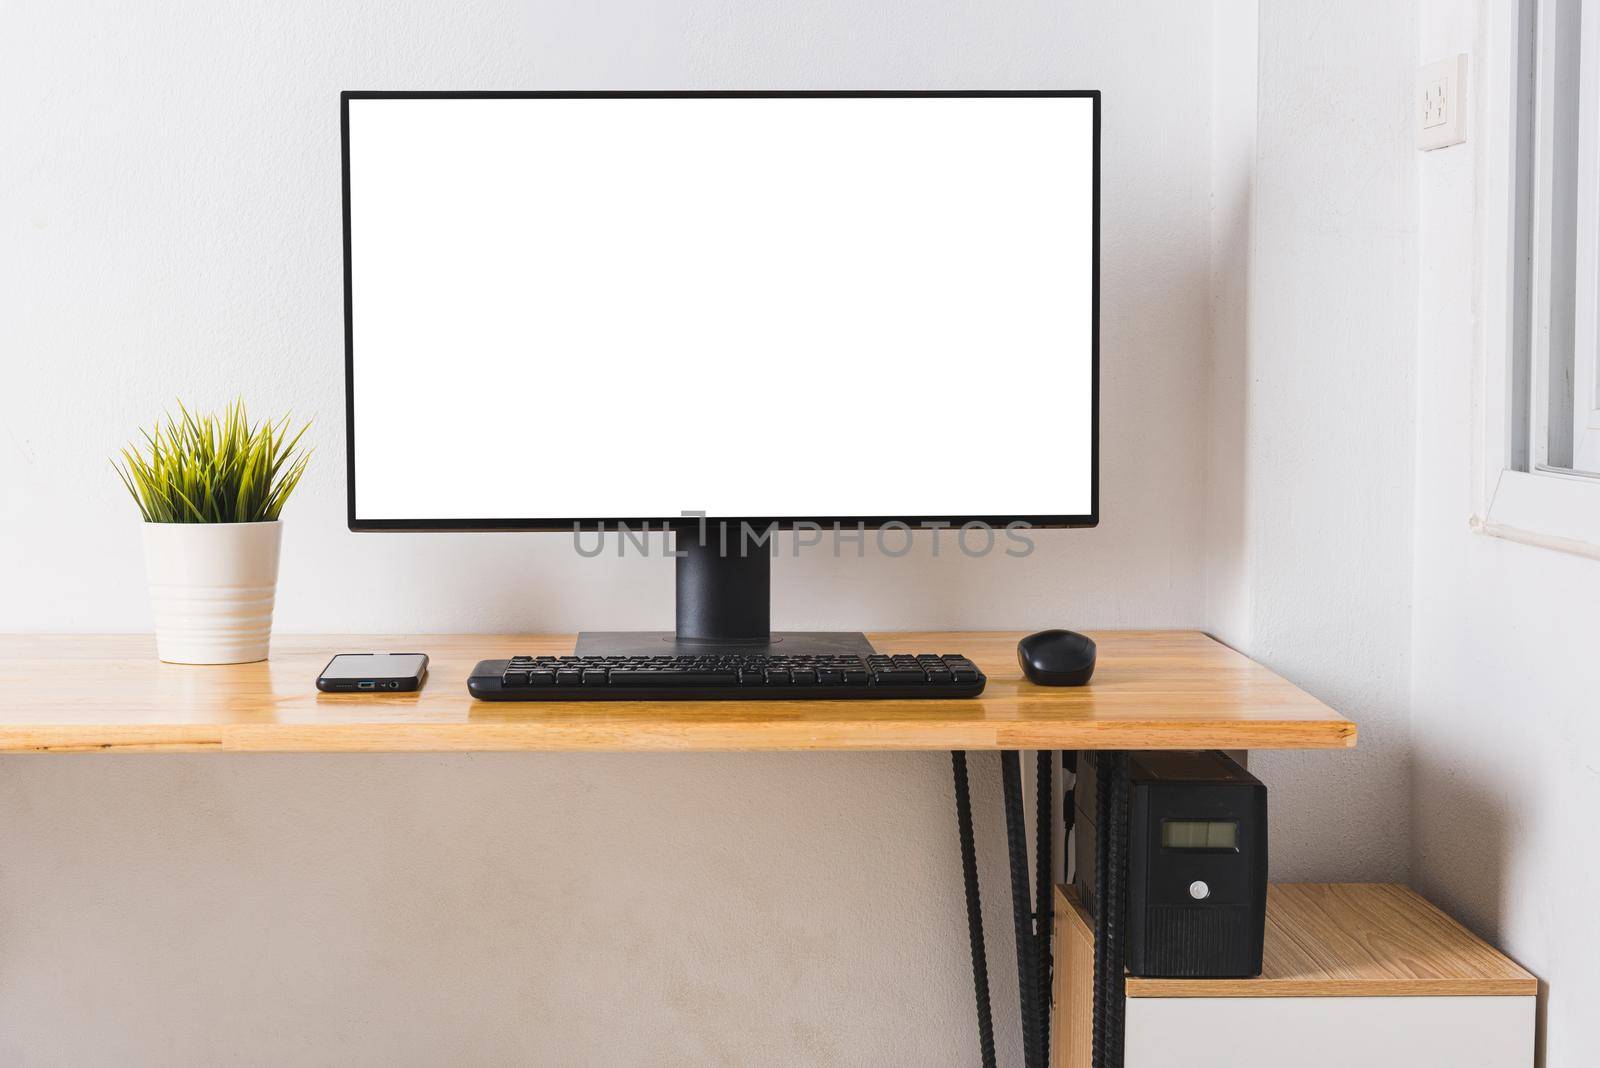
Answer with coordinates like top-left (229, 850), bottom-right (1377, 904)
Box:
top-left (1091, 751), bottom-right (1130, 1068)
top-left (952, 750), bottom-right (1061, 1068)
top-left (951, 751), bottom-right (997, 1068)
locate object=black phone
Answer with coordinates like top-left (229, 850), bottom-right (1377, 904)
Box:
top-left (316, 653), bottom-right (429, 692)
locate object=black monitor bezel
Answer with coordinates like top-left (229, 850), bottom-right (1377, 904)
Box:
top-left (342, 89), bottom-right (1100, 532)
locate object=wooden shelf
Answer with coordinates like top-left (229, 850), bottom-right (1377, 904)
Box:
top-left (0, 631), bottom-right (1356, 753)
top-left (1055, 882), bottom-right (1536, 999)
top-left (1053, 883), bottom-right (1537, 1067)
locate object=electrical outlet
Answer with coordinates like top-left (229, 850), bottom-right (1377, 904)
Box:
top-left (1422, 80), bottom-right (1447, 127)
top-left (1417, 54), bottom-right (1468, 150)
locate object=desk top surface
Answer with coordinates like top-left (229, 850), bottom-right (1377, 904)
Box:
top-left (0, 631), bottom-right (1355, 753)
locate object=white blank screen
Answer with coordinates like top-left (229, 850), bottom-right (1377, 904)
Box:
top-left (347, 95), bottom-right (1095, 522)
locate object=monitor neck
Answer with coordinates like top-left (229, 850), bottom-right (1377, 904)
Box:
top-left (572, 526), bottom-right (873, 657)
top-left (675, 529), bottom-right (770, 645)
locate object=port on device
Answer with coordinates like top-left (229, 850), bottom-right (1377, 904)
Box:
top-left (358, 681), bottom-right (376, 690)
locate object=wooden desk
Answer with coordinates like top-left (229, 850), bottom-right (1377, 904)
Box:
top-left (0, 629), bottom-right (1354, 1068)
top-left (0, 630), bottom-right (1354, 754)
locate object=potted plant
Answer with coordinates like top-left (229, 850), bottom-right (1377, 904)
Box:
top-left (113, 401), bottom-right (311, 665)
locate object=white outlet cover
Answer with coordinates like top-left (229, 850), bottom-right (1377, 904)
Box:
top-left (1417, 53), bottom-right (1468, 150)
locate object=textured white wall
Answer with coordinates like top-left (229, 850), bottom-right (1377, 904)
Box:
top-left (0, 752), bottom-right (1034, 1066)
top-left (0, 0), bottom-right (1221, 1063)
top-left (0, 0), bottom-right (1214, 637)
top-left (1212, 0), bottom-right (1418, 882)
top-left (1409, 3), bottom-right (1600, 1065)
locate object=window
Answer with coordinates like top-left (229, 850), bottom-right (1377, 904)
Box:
top-left (1476, 0), bottom-right (1600, 558)
top-left (1531, 0), bottom-right (1600, 474)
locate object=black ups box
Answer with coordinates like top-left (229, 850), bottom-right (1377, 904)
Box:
top-left (1073, 750), bottom-right (1267, 978)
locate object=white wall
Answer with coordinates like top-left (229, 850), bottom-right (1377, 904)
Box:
top-left (0, 0), bottom-right (1222, 1063)
top-left (0, 0), bottom-right (1214, 637)
top-left (1225, 0), bottom-right (1600, 1060)
top-left (0, 751), bottom-right (1032, 1066)
top-left (1409, 3), bottom-right (1600, 1065)
top-left (1212, 0), bottom-right (1418, 881)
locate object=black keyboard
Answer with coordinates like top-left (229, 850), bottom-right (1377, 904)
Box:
top-left (467, 653), bottom-right (986, 701)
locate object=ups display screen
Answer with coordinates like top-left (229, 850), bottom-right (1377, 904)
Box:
top-left (1161, 820), bottom-right (1239, 851)
top-left (343, 92), bottom-right (1099, 529)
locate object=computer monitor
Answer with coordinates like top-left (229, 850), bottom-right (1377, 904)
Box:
top-left (342, 91), bottom-right (1098, 654)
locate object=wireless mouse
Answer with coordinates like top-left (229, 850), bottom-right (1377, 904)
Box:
top-left (1017, 629), bottom-right (1097, 686)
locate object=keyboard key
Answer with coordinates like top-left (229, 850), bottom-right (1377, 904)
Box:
top-left (873, 668), bottom-right (927, 685)
top-left (610, 670), bottom-right (738, 687)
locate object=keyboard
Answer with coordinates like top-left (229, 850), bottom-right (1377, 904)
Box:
top-left (467, 652), bottom-right (986, 701)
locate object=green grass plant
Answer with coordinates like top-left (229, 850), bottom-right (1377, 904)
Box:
top-left (113, 400), bottom-right (311, 523)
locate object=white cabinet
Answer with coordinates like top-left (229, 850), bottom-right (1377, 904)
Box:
top-left (1126, 994), bottom-right (1533, 1067)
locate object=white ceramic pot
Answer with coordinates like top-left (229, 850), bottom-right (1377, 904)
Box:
top-left (141, 521), bottom-right (283, 665)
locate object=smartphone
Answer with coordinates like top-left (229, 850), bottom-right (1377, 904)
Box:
top-left (316, 653), bottom-right (429, 693)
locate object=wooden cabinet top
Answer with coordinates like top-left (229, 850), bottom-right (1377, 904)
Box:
top-left (1057, 883), bottom-right (1536, 998)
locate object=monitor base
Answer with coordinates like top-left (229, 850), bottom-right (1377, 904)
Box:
top-left (575, 630), bottom-right (876, 657)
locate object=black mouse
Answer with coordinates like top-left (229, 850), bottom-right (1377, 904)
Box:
top-left (1018, 629), bottom-right (1096, 686)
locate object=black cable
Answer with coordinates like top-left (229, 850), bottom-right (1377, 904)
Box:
top-left (951, 751), bottom-right (997, 1068)
top-left (1103, 751), bottom-right (1129, 1067)
top-left (1062, 751), bottom-right (1078, 1055)
top-left (1091, 753), bottom-right (1112, 1068)
top-left (1063, 752), bottom-right (1077, 886)
top-left (1034, 750), bottom-right (1053, 1061)
top-left (1001, 751), bottom-right (1042, 1068)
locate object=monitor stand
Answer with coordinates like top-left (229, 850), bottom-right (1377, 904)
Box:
top-left (575, 531), bottom-right (875, 657)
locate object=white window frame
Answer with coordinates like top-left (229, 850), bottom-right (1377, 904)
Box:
top-left (1573, 0), bottom-right (1600, 470)
top-left (1475, 0), bottom-right (1600, 559)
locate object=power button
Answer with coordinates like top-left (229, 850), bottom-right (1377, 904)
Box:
top-left (1188, 880), bottom-right (1210, 901)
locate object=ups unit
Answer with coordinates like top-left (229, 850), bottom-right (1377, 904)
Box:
top-left (1074, 750), bottom-right (1267, 978)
